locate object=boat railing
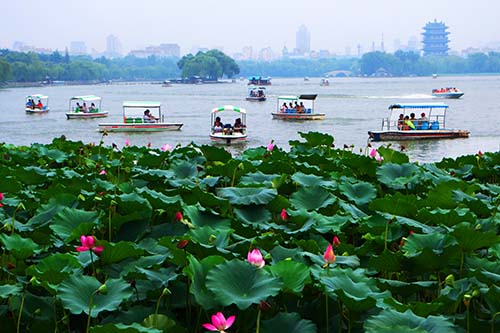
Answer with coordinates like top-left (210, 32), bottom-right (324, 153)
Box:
top-left (381, 114), bottom-right (446, 131)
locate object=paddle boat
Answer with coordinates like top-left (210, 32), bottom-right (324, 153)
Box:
top-left (210, 105), bottom-right (247, 144)
top-left (432, 87), bottom-right (464, 99)
top-left (66, 95), bottom-right (109, 119)
top-left (248, 76), bottom-right (272, 86)
top-left (320, 78), bottom-right (330, 86)
top-left (271, 94), bottom-right (325, 120)
top-left (25, 94), bottom-right (49, 113)
top-left (368, 102), bottom-right (469, 141)
top-left (246, 86), bottom-right (266, 101)
top-left (98, 101), bottom-right (183, 132)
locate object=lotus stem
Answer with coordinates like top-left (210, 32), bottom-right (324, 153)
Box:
top-left (325, 293), bottom-right (329, 333)
top-left (255, 308), bottom-right (261, 333)
top-left (466, 305), bottom-right (470, 333)
top-left (86, 292), bottom-right (96, 333)
top-left (384, 219), bottom-right (390, 250)
top-left (89, 251), bottom-right (96, 277)
top-left (491, 311), bottom-right (500, 333)
top-left (108, 208), bottom-right (112, 242)
top-left (16, 290), bottom-right (25, 333)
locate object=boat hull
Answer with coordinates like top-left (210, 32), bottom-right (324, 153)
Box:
top-left (432, 92), bottom-right (464, 99)
top-left (368, 129), bottom-right (470, 141)
top-left (271, 112), bottom-right (325, 120)
top-left (246, 96), bottom-right (266, 102)
top-left (66, 111), bottom-right (109, 119)
top-left (26, 108), bottom-right (49, 113)
top-left (98, 122), bottom-right (183, 132)
top-left (210, 133), bottom-right (247, 144)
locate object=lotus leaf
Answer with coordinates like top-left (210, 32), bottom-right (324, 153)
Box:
top-left (451, 222), bottom-right (500, 252)
top-left (364, 309), bottom-right (457, 333)
top-left (184, 204), bottom-right (231, 230)
top-left (199, 144), bottom-right (232, 162)
top-left (338, 178), bottom-right (377, 205)
top-left (234, 205), bottom-right (272, 229)
top-left (376, 163), bottom-right (420, 190)
top-left (0, 233), bottom-right (40, 259)
top-left (291, 172), bottom-right (331, 187)
top-left (90, 323), bottom-right (162, 333)
top-left (261, 312), bottom-right (317, 333)
top-left (26, 253), bottom-right (81, 285)
top-left (206, 259), bottom-right (283, 309)
top-left (298, 131), bottom-right (334, 147)
top-left (216, 187), bottom-right (277, 205)
top-left (239, 171), bottom-right (280, 187)
top-left (49, 207), bottom-right (100, 242)
top-left (268, 260), bottom-right (311, 293)
top-left (290, 186), bottom-right (336, 211)
top-left (184, 255), bottom-right (226, 309)
top-left (0, 283), bottom-right (22, 299)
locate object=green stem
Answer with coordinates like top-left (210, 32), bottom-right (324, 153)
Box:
top-left (90, 251), bottom-right (96, 277)
top-left (16, 290), bottom-right (25, 333)
top-left (384, 220), bottom-right (390, 250)
top-left (466, 306), bottom-right (470, 333)
top-left (86, 292), bottom-right (95, 333)
top-left (255, 308), bottom-right (261, 333)
top-left (155, 293), bottom-right (162, 315)
top-left (491, 311), bottom-right (500, 333)
top-left (108, 208), bottom-right (112, 242)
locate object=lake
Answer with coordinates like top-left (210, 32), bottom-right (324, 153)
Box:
top-left (1, 75), bottom-right (499, 162)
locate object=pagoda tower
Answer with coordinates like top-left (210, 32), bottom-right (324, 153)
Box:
top-left (422, 19), bottom-right (450, 56)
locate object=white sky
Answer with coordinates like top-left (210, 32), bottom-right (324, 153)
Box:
top-left (2, 0), bottom-right (498, 55)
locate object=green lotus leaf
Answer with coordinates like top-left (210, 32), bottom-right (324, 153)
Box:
top-left (484, 284), bottom-right (500, 314)
top-left (0, 233), bottom-right (41, 259)
top-left (117, 192), bottom-right (152, 217)
top-left (364, 309), bottom-right (457, 333)
top-left (239, 171), bottom-right (281, 187)
top-left (26, 195), bottom-right (78, 229)
top-left (58, 276), bottom-right (132, 317)
top-left (135, 267), bottom-right (177, 288)
top-left (189, 225), bottom-right (231, 251)
top-left (380, 214), bottom-right (436, 234)
top-left (451, 222), bottom-right (500, 252)
top-left (368, 249), bottom-right (404, 273)
top-left (320, 268), bottom-right (390, 311)
top-left (36, 146), bottom-right (68, 163)
top-left (309, 212), bottom-right (351, 234)
top-left (298, 131), bottom-right (334, 147)
top-left (143, 314), bottom-right (182, 332)
top-left (234, 206), bottom-right (272, 229)
top-left (268, 260), bottom-right (311, 293)
top-left (425, 181), bottom-right (468, 209)
top-left (290, 186), bottom-right (336, 211)
top-left (338, 178), bottom-right (377, 206)
top-left (376, 163), bottom-right (420, 190)
top-left (26, 253), bottom-right (81, 284)
top-left (206, 259), bottom-right (283, 309)
top-left (184, 205), bottom-right (231, 230)
top-left (184, 255), bottom-right (226, 309)
top-left (170, 160), bottom-right (198, 179)
top-left (136, 187), bottom-right (183, 206)
top-left (416, 208), bottom-right (475, 227)
top-left (339, 201), bottom-right (369, 219)
top-left (369, 193), bottom-right (420, 216)
top-left (90, 323), bottom-right (161, 333)
top-left (261, 312), bottom-right (317, 333)
top-left (270, 245), bottom-right (305, 264)
top-left (377, 146), bottom-right (409, 164)
top-left (49, 207), bottom-right (100, 242)
top-left (216, 187), bottom-right (278, 205)
top-left (291, 172), bottom-right (332, 187)
top-left (17, 166), bottom-right (55, 185)
top-left (99, 241), bottom-right (144, 265)
top-left (378, 279), bottom-right (437, 298)
top-left (199, 144), bottom-right (232, 162)
top-left (402, 233), bottom-right (460, 272)
top-left (0, 284), bottom-right (22, 299)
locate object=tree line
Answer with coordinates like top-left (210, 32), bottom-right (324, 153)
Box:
top-left (2, 48), bottom-right (500, 84)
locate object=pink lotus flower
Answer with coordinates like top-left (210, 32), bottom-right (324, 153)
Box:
top-left (175, 211), bottom-right (183, 221)
top-left (161, 144), bottom-right (173, 152)
top-left (99, 169), bottom-right (107, 175)
top-left (478, 150), bottom-right (483, 157)
top-left (267, 141), bottom-right (275, 152)
top-left (0, 192), bottom-right (4, 201)
top-left (280, 208), bottom-right (288, 221)
top-left (247, 249), bottom-right (265, 268)
top-left (125, 138), bottom-right (130, 146)
top-left (202, 312), bottom-right (235, 332)
top-left (333, 236), bottom-right (341, 247)
top-left (147, 142), bottom-right (151, 148)
top-left (323, 243), bottom-right (336, 265)
top-left (369, 148), bottom-right (383, 162)
top-left (369, 148), bottom-right (377, 158)
top-left (76, 235), bottom-right (103, 254)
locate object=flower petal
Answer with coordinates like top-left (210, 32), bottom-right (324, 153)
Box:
top-left (202, 323), bottom-right (217, 331)
top-left (225, 315), bottom-right (236, 329)
top-left (93, 245), bottom-right (104, 254)
top-left (76, 246), bottom-right (89, 252)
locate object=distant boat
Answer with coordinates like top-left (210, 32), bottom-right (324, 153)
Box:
top-left (272, 94), bottom-right (325, 120)
top-left (248, 76), bottom-right (271, 86)
top-left (25, 94), bottom-right (49, 113)
top-left (210, 105), bottom-right (247, 144)
top-left (432, 74), bottom-right (438, 79)
top-left (66, 95), bottom-right (108, 119)
top-left (246, 86), bottom-right (266, 102)
top-left (432, 87), bottom-right (464, 99)
top-left (304, 77), bottom-right (310, 81)
top-left (320, 78), bottom-right (330, 86)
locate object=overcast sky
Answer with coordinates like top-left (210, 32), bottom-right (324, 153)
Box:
top-left (2, 0), bottom-right (498, 55)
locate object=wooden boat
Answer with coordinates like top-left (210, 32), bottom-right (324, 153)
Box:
top-left (271, 94), bottom-right (325, 120)
top-left (368, 103), bottom-right (469, 141)
top-left (432, 87), bottom-right (464, 99)
top-left (25, 94), bottom-right (49, 113)
top-left (248, 76), bottom-right (271, 86)
top-left (66, 95), bottom-right (109, 119)
top-left (98, 101), bottom-right (183, 132)
top-left (210, 105), bottom-right (247, 144)
top-left (246, 86), bottom-right (266, 101)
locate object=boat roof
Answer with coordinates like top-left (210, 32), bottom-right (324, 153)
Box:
top-left (248, 76), bottom-right (271, 80)
top-left (389, 103), bottom-right (448, 109)
top-left (278, 94), bottom-right (317, 101)
top-left (70, 95), bottom-right (101, 101)
top-left (123, 101), bottom-right (161, 108)
top-left (211, 105), bottom-right (246, 114)
top-left (26, 94), bottom-right (48, 99)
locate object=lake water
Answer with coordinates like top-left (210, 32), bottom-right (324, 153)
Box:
top-left (1, 75), bottom-right (499, 162)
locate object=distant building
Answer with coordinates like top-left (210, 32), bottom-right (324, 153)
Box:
top-left (105, 35), bottom-right (122, 58)
top-left (129, 43), bottom-right (180, 58)
top-left (422, 19), bottom-right (450, 56)
top-left (258, 47), bottom-right (275, 61)
top-left (70, 41), bottom-right (87, 55)
top-left (295, 25), bottom-right (311, 55)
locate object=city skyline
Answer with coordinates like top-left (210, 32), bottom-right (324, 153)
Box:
top-left (2, 0), bottom-right (499, 57)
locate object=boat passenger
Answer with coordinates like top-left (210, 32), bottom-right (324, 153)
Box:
top-left (89, 103), bottom-right (96, 112)
top-left (404, 116), bottom-right (415, 130)
top-left (233, 118), bottom-right (245, 133)
top-left (213, 116), bottom-right (223, 132)
top-left (280, 103), bottom-right (287, 113)
top-left (289, 102), bottom-right (294, 111)
top-left (82, 102), bottom-right (88, 113)
top-left (36, 100), bottom-right (43, 109)
top-left (143, 109), bottom-right (158, 123)
top-left (417, 112), bottom-right (429, 129)
top-left (75, 102), bottom-right (81, 112)
top-left (26, 99), bottom-right (34, 109)
top-left (397, 114), bottom-right (405, 130)
top-left (297, 102), bottom-right (305, 113)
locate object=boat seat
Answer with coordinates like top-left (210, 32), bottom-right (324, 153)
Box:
top-left (125, 118), bottom-right (134, 123)
top-left (430, 121), bottom-right (439, 130)
top-left (134, 118), bottom-right (143, 123)
top-left (306, 108), bottom-right (312, 113)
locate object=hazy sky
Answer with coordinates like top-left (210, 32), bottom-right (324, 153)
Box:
top-left (2, 0), bottom-right (499, 55)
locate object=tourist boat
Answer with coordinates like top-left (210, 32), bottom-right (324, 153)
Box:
top-left (432, 87), bottom-right (464, 99)
top-left (304, 77), bottom-right (310, 81)
top-left (246, 86), bottom-right (266, 101)
top-left (368, 102), bottom-right (469, 141)
top-left (210, 105), bottom-right (247, 144)
top-left (248, 76), bottom-right (272, 86)
top-left (98, 101), bottom-right (183, 132)
top-left (272, 94), bottom-right (324, 120)
top-left (320, 78), bottom-right (330, 86)
top-left (25, 94), bottom-right (49, 113)
top-left (162, 80), bottom-right (172, 87)
top-left (66, 95), bottom-right (109, 119)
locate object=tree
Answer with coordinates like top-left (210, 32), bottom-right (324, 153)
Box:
top-left (0, 59), bottom-right (11, 82)
top-left (177, 50), bottom-right (239, 80)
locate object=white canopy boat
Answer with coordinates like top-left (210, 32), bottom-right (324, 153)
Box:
top-left (246, 86), bottom-right (266, 101)
top-left (210, 105), bottom-right (247, 144)
top-left (271, 94), bottom-right (324, 120)
top-left (25, 94), bottom-right (49, 113)
top-left (66, 95), bottom-right (109, 119)
top-left (98, 101), bottom-right (183, 132)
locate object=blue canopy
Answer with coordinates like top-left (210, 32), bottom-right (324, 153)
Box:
top-left (389, 103), bottom-right (448, 109)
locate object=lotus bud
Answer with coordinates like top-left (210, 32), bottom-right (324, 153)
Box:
top-left (34, 308), bottom-right (42, 316)
top-left (29, 277), bottom-right (37, 284)
top-left (445, 274), bottom-right (455, 287)
top-left (177, 239), bottom-right (189, 249)
top-left (472, 289), bottom-right (480, 297)
top-left (342, 251), bottom-right (349, 256)
top-left (463, 294), bottom-right (472, 307)
top-left (98, 284), bottom-right (108, 295)
top-left (161, 287), bottom-right (171, 296)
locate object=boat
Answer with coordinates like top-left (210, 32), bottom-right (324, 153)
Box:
top-left (66, 95), bottom-right (109, 119)
top-left (271, 94), bottom-right (325, 120)
top-left (246, 86), bottom-right (266, 101)
top-left (162, 80), bottom-right (172, 87)
top-left (432, 74), bottom-right (438, 79)
top-left (320, 78), bottom-right (330, 86)
top-left (25, 94), bottom-right (49, 113)
top-left (210, 105), bottom-right (247, 144)
top-left (98, 101), bottom-right (183, 132)
top-left (248, 76), bottom-right (272, 86)
top-left (432, 87), bottom-right (464, 99)
top-left (304, 77), bottom-right (310, 81)
top-left (368, 102), bottom-right (469, 141)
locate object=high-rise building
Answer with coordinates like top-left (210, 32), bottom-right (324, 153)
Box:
top-left (106, 35), bottom-right (122, 57)
top-left (422, 20), bottom-right (450, 56)
top-left (295, 25), bottom-right (311, 55)
top-left (70, 41), bottom-right (87, 55)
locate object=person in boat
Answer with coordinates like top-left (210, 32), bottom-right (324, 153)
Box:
top-left (143, 109), bottom-right (158, 123)
top-left (233, 118), bottom-right (245, 133)
top-left (213, 116), bottom-right (224, 132)
top-left (289, 102), bottom-right (294, 111)
top-left (81, 102), bottom-right (88, 113)
top-left (404, 115), bottom-right (415, 130)
top-left (75, 102), bottom-right (81, 112)
top-left (280, 102), bottom-right (287, 113)
top-left (297, 101), bottom-right (305, 113)
top-left (397, 114), bottom-right (405, 130)
top-left (26, 99), bottom-right (34, 109)
top-left (417, 112), bottom-right (429, 129)
top-left (36, 100), bottom-right (43, 109)
top-left (89, 103), bottom-right (96, 112)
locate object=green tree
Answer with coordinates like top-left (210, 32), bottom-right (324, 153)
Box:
top-left (0, 59), bottom-right (11, 82)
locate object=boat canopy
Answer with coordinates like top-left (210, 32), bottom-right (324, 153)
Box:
top-left (123, 101), bottom-right (161, 108)
top-left (278, 94), bottom-right (317, 101)
top-left (70, 95), bottom-right (101, 102)
top-left (211, 105), bottom-right (246, 114)
top-left (26, 94), bottom-right (48, 100)
top-left (389, 103), bottom-right (448, 110)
